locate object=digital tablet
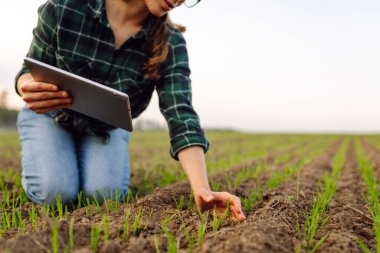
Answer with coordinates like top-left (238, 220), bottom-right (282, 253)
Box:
top-left (24, 57), bottom-right (133, 132)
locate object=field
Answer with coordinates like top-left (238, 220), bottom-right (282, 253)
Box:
top-left (1, 131), bottom-right (380, 253)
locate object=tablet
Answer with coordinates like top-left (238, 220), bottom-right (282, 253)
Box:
top-left (24, 57), bottom-right (133, 132)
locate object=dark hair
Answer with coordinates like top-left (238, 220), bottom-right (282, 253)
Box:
top-left (142, 14), bottom-right (186, 81)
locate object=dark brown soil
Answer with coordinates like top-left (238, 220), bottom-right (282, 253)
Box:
top-left (2, 138), bottom-right (378, 253)
top-left (315, 141), bottom-right (375, 252)
top-left (194, 141), bottom-right (340, 253)
top-left (0, 140), bottom-right (316, 253)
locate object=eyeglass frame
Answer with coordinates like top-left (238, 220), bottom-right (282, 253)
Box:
top-left (184, 0), bottom-right (201, 8)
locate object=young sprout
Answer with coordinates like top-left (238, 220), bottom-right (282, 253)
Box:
top-left (210, 181), bottom-right (220, 192)
top-left (92, 196), bottom-right (102, 214)
top-left (183, 224), bottom-right (195, 253)
top-left (173, 195), bottom-right (184, 210)
top-left (153, 234), bottom-right (161, 253)
top-left (56, 195), bottom-right (63, 219)
top-left (125, 189), bottom-right (134, 205)
top-left (197, 219), bottom-right (208, 249)
top-left (90, 224), bottom-right (101, 251)
top-left (187, 191), bottom-right (194, 210)
top-left (17, 210), bottom-right (25, 234)
top-left (212, 200), bottom-right (230, 232)
top-left (122, 208), bottom-right (131, 240)
top-left (102, 214), bottom-right (110, 241)
top-left (51, 218), bottom-right (59, 253)
top-left (161, 215), bottom-right (177, 253)
top-left (11, 209), bottom-right (17, 229)
top-left (132, 207), bottom-right (143, 236)
top-left (242, 190), bottom-right (261, 214)
top-left (77, 191), bottom-right (83, 209)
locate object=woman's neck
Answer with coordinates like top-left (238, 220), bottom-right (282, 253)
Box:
top-left (105, 0), bottom-right (150, 27)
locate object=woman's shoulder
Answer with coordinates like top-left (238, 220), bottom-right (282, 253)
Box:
top-left (47, 0), bottom-right (92, 15)
top-left (167, 25), bottom-right (187, 47)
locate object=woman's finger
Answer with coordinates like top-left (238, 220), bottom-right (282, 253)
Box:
top-left (21, 81), bottom-right (59, 92)
top-left (23, 91), bottom-right (70, 102)
top-left (229, 197), bottom-right (246, 222)
top-left (199, 189), bottom-right (215, 202)
top-left (212, 192), bottom-right (246, 222)
top-left (27, 98), bottom-right (72, 111)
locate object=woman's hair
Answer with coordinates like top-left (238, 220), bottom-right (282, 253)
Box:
top-left (142, 14), bottom-right (186, 81)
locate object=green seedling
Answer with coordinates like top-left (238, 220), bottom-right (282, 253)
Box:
top-left (212, 200), bottom-right (230, 232)
top-left (132, 207), bottom-right (143, 236)
top-left (196, 210), bottom-right (209, 248)
top-left (76, 191), bottom-right (83, 209)
top-left (102, 214), bottom-right (110, 241)
top-left (210, 181), bottom-right (220, 192)
top-left (242, 188), bottom-right (262, 214)
top-left (123, 208), bottom-right (131, 240)
top-left (92, 196), bottom-right (102, 214)
top-left (183, 225), bottom-right (195, 253)
top-left (173, 195), bottom-right (184, 210)
top-left (51, 218), bottom-right (59, 253)
top-left (161, 215), bottom-right (177, 253)
top-left (17, 210), bottom-right (25, 234)
top-left (56, 195), bottom-right (63, 219)
top-left (356, 238), bottom-right (371, 253)
top-left (187, 191), bottom-right (194, 209)
top-left (90, 225), bottom-right (101, 251)
top-left (154, 234), bottom-right (161, 253)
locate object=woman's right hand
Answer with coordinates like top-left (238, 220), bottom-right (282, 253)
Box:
top-left (18, 73), bottom-right (73, 114)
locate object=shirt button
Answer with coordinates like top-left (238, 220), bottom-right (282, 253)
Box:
top-left (106, 24), bottom-right (111, 28)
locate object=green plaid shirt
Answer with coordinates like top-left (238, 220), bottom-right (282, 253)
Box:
top-left (15, 0), bottom-right (209, 160)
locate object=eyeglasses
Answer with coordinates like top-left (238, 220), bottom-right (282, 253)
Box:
top-left (184, 0), bottom-right (201, 8)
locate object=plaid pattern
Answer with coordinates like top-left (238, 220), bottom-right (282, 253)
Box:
top-left (15, 0), bottom-right (209, 160)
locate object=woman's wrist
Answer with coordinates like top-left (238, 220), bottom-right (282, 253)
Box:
top-left (177, 145), bottom-right (211, 195)
top-left (16, 73), bottom-right (33, 97)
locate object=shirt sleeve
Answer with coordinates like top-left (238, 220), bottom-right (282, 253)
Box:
top-left (14, 0), bottom-right (58, 96)
top-left (156, 31), bottom-right (210, 161)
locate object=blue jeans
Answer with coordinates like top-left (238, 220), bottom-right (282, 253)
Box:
top-left (17, 106), bottom-right (131, 205)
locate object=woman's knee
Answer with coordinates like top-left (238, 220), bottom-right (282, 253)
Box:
top-left (23, 176), bottom-right (79, 205)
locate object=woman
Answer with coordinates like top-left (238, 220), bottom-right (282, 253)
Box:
top-left (15, 0), bottom-right (246, 222)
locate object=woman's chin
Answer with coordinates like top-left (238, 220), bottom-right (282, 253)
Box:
top-left (150, 10), bottom-right (167, 17)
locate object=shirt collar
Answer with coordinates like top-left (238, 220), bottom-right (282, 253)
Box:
top-left (86, 0), bottom-right (153, 40)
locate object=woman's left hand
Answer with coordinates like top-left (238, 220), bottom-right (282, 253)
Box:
top-left (194, 188), bottom-right (246, 222)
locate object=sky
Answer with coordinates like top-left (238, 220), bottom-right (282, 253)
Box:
top-left (0, 0), bottom-right (379, 133)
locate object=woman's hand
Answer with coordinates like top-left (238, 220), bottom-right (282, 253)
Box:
top-left (17, 73), bottom-right (72, 114)
top-left (195, 188), bottom-right (246, 222)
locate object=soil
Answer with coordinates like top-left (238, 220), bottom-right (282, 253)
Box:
top-left (1, 138), bottom-right (379, 253)
top-left (315, 141), bottom-right (375, 252)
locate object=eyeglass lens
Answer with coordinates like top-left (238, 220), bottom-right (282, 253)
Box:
top-left (185, 0), bottom-right (200, 8)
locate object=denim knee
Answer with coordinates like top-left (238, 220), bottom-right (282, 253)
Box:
top-left (23, 176), bottom-right (79, 206)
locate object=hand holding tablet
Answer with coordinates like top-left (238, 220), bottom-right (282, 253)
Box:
top-left (17, 73), bottom-right (73, 114)
top-left (23, 57), bottom-right (133, 132)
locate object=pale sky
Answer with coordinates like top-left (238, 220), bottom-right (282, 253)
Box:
top-left (0, 0), bottom-right (379, 132)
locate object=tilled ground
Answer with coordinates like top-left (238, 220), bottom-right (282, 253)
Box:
top-left (315, 141), bottom-right (374, 253)
top-left (195, 140), bottom-right (341, 253)
top-left (0, 139), bottom-right (318, 253)
top-left (1, 137), bottom-right (378, 253)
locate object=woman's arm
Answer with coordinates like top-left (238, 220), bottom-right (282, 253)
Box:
top-left (178, 146), bottom-right (246, 222)
top-left (15, 0), bottom-right (72, 113)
